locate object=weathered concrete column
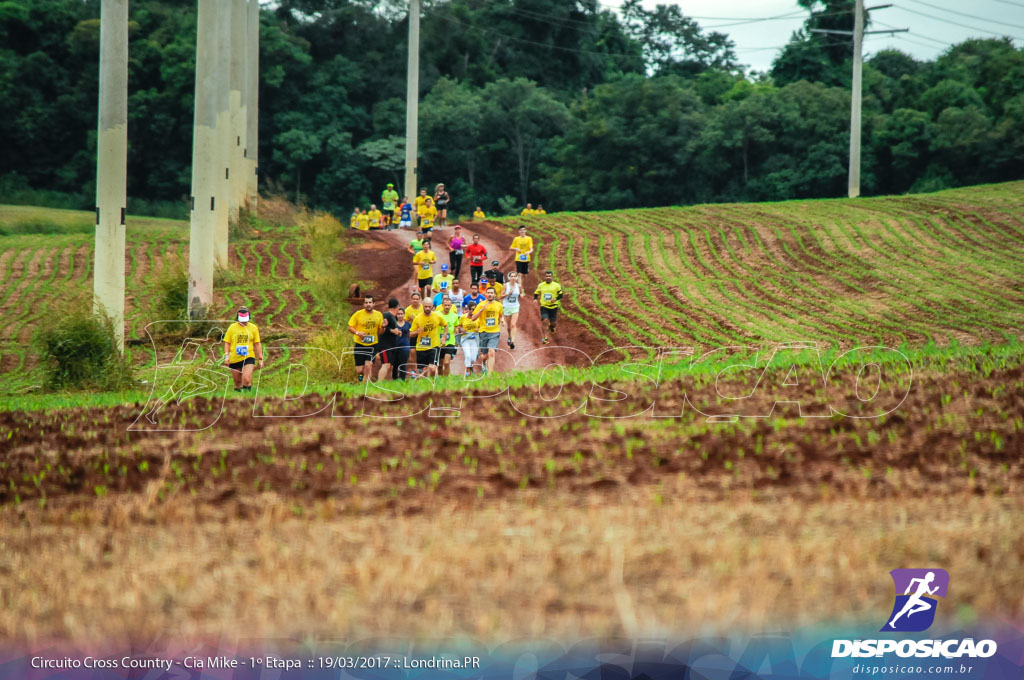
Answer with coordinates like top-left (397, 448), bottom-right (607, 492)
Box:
top-left (245, 0), bottom-right (259, 210)
top-left (188, 0), bottom-right (219, 319)
top-left (94, 0), bottom-right (129, 351)
top-left (229, 0), bottom-right (246, 222)
top-left (213, 0), bottom-right (231, 267)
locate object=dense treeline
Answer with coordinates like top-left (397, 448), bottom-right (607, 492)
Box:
top-left (1, 0), bottom-right (1022, 217)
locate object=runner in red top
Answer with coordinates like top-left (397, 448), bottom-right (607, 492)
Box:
top-left (465, 233), bottom-right (488, 285)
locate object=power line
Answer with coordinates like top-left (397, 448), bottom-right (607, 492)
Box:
top-left (432, 12), bottom-right (644, 59)
top-left (894, 5), bottom-right (1024, 40)
top-left (891, 32), bottom-right (953, 49)
top-left (991, 0), bottom-right (1024, 8)
top-left (434, 11), bottom-right (854, 61)
top-left (903, 0), bottom-right (1024, 31)
top-left (875, 19), bottom-right (951, 44)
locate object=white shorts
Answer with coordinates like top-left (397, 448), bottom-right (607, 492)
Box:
top-left (503, 304), bottom-right (520, 316)
top-left (399, 219), bottom-right (412, 228)
top-left (461, 336), bottom-right (480, 367)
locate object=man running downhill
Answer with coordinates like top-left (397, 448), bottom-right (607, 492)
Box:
top-left (534, 269), bottom-right (563, 345)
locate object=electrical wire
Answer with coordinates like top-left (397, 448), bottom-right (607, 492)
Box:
top-left (903, 0), bottom-right (1024, 31)
top-left (433, 11), bottom-right (854, 60)
top-left (990, 0), bottom-right (1024, 8)
top-left (894, 5), bottom-right (1024, 40)
top-left (875, 19), bottom-right (951, 45)
top-left (891, 32), bottom-right (953, 49)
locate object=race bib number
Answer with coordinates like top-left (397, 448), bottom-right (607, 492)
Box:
top-left (236, 346), bottom-right (248, 356)
top-left (543, 293), bottom-right (553, 301)
top-left (519, 254), bottom-right (528, 261)
top-left (361, 335), bottom-right (374, 344)
top-left (419, 336), bottom-right (432, 348)
top-left (506, 294), bottom-right (518, 304)
top-left (421, 263), bottom-right (431, 270)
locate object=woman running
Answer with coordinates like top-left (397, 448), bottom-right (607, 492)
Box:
top-left (448, 225), bottom-right (466, 279)
top-left (501, 270), bottom-right (522, 350)
top-left (434, 183), bottom-right (450, 228)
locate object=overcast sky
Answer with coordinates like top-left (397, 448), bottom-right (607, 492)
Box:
top-left (614, 0), bottom-right (1024, 73)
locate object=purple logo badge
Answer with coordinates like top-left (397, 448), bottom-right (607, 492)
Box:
top-left (881, 568), bottom-right (949, 632)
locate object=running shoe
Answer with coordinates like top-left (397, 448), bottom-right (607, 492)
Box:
top-left (542, 337), bottom-right (549, 345)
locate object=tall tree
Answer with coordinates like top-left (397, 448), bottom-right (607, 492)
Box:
top-left (481, 77), bottom-right (568, 204)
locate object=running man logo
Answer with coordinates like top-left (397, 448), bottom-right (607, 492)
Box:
top-left (881, 568), bottom-right (949, 632)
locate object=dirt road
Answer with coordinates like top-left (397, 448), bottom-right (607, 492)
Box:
top-left (368, 225), bottom-right (561, 372)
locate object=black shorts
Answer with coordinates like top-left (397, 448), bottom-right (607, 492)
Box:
top-left (417, 347), bottom-right (439, 368)
top-left (440, 346), bottom-right (457, 359)
top-left (377, 345), bottom-right (396, 364)
top-left (516, 260), bottom-right (529, 275)
top-left (540, 306), bottom-right (559, 323)
top-left (418, 276), bottom-right (433, 288)
top-left (353, 344), bottom-right (377, 367)
top-left (229, 357), bottom-right (255, 372)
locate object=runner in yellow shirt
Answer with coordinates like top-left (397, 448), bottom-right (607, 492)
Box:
top-left (412, 241), bottom-right (437, 298)
top-left (347, 295), bottom-right (386, 383)
top-left (479, 276), bottom-right (503, 300)
top-left (222, 306), bottom-right (263, 392)
top-left (349, 208), bottom-right (359, 229)
top-left (418, 197), bottom-right (437, 234)
top-left (404, 291), bottom-right (423, 328)
top-left (409, 299), bottom-right (448, 378)
top-left (534, 269), bottom-right (563, 345)
top-left (472, 207), bottom-right (486, 220)
top-left (367, 204), bottom-right (383, 229)
top-left (536, 205), bottom-right (547, 214)
top-left (510, 225), bottom-right (534, 276)
top-left (414, 188), bottom-right (429, 212)
top-left (356, 210), bottom-right (370, 231)
top-left (520, 203), bottom-right (535, 216)
top-left (470, 287), bottom-right (504, 374)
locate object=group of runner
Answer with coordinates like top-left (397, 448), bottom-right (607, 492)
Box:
top-left (349, 183), bottom-right (458, 232)
top-left (347, 195), bottom-right (564, 382)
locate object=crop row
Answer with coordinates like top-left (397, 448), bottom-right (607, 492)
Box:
top-left (526, 189), bottom-right (1024, 351)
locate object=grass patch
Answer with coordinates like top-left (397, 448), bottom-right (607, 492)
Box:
top-left (0, 218), bottom-right (93, 237)
top-left (301, 210), bottom-right (354, 324)
top-left (305, 327), bottom-right (355, 382)
top-left (35, 300), bottom-right (134, 391)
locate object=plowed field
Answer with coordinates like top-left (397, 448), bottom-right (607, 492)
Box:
top-left (1, 186), bottom-right (1023, 645)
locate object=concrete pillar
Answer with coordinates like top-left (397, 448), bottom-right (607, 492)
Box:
top-left (229, 0), bottom-right (246, 221)
top-left (245, 0), bottom-right (259, 210)
top-left (94, 0), bottom-right (129, 351)
top-left (188, 0), bottom-right (218, 319)
top-left (213, 0), bottom-right (231, 267)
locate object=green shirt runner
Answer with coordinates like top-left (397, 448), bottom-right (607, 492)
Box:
top-left (440, 308), bottom-right (460, 347)
top-left (381, 188), bottom-right (399, 211)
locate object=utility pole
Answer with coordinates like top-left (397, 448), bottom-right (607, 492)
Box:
top-left (188, 0), bottom-right (218, 320)
top-left (245, 0), bottom-right (259, 211)
top-left (94, 0), bottom-right (129, 351)
top-left (403, 0), bottom-right (420, 204)
top-left (811, 3), bottom-right (906, 199)
top-left (849, 0), bottom-right (864, 198)
top-left (213, 0), bottom-right (231, 267)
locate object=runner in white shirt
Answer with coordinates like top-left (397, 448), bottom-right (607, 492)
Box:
top-left (447, 277), bottom-right (467, 310)
top-left (501, 270), bottom-right (523, 350)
